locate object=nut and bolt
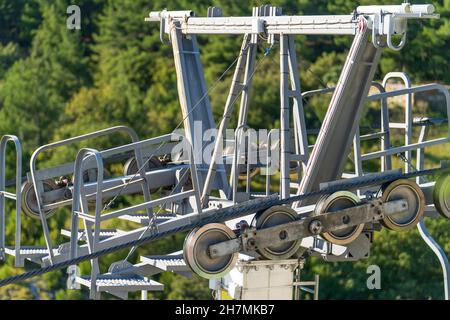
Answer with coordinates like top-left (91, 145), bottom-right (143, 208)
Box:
top-left (309, 220), bottom-right (323, 235)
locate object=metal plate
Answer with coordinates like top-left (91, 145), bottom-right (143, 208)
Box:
top-left (433, 172), bottom-right (450, 219)
top-left (21, 180), bottom-right (58, 220)
top-left (314, 191), bottom-right (364, 245)
top-left (255, 206), bottom-right (301, 260)
top-left (381, 179), bottom-right (425, 231)
top-left (183, 224), bottom-right (238, 279)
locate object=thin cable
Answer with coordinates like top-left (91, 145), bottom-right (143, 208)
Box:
top-left (123, 42), bottom-right (273, 261)
top-left (100, 42), bottom-right (251, 214)
top-left (0, 167), bottom-right (444, 288)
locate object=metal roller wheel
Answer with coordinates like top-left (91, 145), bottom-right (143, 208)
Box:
top-left (255, 206), bottom-right (301, 260)
top-left (124, 156), bottom-right (163, 192)
top-left (433, 172), bottom-right (450, 219)
top-left (183, 228), bottom-right (199, 271)
top-left (314, 191), bottom-right (364, 245)
top-left (183, 223), bottom-right (238, 279)
top-left (123, 156), bottom-right (162, 176)
top-left (381, 179), bottom-right (425, 231)
top-left (21, 180), bottom-right (58, 220)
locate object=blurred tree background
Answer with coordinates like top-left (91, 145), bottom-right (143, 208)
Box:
top-left (0, 0), bottom-right (449, 300)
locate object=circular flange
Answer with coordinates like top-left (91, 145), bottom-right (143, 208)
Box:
top-left (314, 191), bottom-right (364, 245)
top-left (381, 179), bottom-right (425, 232)
top-left (433, 172), bottom-right (450, 219)
top-left (123, 157), bottom-right (162, 176)
top-left (183, 228), bottom-right (199, 271)
top-left (183, 223), bottom-right (238, 279)
top-left (255, 206), bottom-right (301, 260)
top-left (21, 180), bottom-right (58, 220)
top-left (124, 157), bottom-right (163, 192)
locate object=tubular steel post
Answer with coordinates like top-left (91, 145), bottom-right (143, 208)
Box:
top-left (0, 135), bottom-right (22, 267)
top-left (382, 72), bottom-right (412, 173)
top-left (417, 220), bottom-right (450, 300)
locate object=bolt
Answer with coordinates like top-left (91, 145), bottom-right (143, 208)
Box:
top-left (247, 238), bottom-right (256, 248)
top-left (279, 230), bottom-right (288, 240)
top-left (342, 215), bottom-right (350, 224)
top-left (309, 220), bottom-right (323, 235)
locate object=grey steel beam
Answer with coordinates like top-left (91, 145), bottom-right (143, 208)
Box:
top-left (170, 22), bottom-right (229, 195)
top-left (201, 35), bottom-right (250, 205)
top-left (295, 22), bottom-right (382, 206)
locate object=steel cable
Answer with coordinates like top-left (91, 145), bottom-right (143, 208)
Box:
top-left (0, 166), bottom-right (445, 288)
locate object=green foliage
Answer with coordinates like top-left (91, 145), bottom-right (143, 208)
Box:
top-left (0, 0), bottom-right (449, 300)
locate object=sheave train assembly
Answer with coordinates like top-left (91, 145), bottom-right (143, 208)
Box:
top-left (1, 3), bottom-right (450, 299)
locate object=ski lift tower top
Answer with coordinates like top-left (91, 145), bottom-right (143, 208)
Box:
top-left (147, 3), bottom-right (438, 50)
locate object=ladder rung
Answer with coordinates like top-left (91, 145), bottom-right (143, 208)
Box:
top-left (0, 191), bottom-right (17, 200)
top-left (75, 211), bottom-right (96, 222)
top-left (178, 50), bottom-right (200, 55)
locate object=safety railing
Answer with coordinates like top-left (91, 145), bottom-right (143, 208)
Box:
top-left (28, 126), bottom-right (148, 262)
top-left (301, 79), bottom-right (450, 178)
top-left (0, 135), bottom-right (22, 267)
top-left (362, 83), bottom-right (450, 166)
top-left (69, 133), bottom-right (202, 260)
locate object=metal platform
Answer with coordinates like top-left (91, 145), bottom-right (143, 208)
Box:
top-left (61, 229), bottom-right (125, 242)
top-left (4, 247), bottom-right (59, 265)
top-left (141, 251), bottom-right (191, 276)
top-left (77, 274), bottom-right (163, 299)
top-left (118, 213), bottom-right (177, 225)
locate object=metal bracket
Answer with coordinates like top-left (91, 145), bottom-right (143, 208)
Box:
top-left (67, 265), bottom-right (81, 290)
top-left (209, 199), bottom-right (408, 259)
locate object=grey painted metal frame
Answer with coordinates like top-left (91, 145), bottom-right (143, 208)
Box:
top-left (382, 72), bottom-right (413, 173)
top-left (202, 35), bottom-right (251, 204)
top-left (69, 134), bottom-right (202, 260)
top-left (29, 126), bottom-right (142, 262)
top-left (0, 135), bottom-right (22, 267)
top-left (295, 21), bottom-right (382, 206)
top-left (169, 21), bottom-right (229, 196)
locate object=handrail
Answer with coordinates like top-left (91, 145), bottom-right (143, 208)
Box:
top-left (300, 82), bottom-right (450, 175)
top-left (301, 83), bottom-right (393, 175)
top-left (0, 135), bottom-right (22, 267)
top-left (361, 84), bottom-right (450, 161)
top-left (69, 134), bottom-right (202, 259)
top-left (29, 126), bottom-right (140, 262)
top-left (70, 148), bottom-right (104, 260)
top-left (382, 72), bottom-right (412, 173)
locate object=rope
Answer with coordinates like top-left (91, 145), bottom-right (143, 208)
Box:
top-left (0, 166), bottom-right (444, 288)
